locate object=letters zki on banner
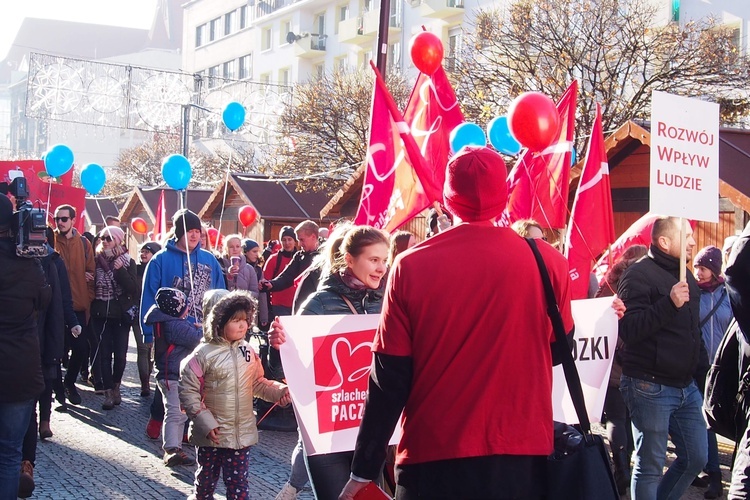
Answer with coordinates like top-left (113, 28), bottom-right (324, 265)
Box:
top-left (313, 329), bottom-right (374, 433)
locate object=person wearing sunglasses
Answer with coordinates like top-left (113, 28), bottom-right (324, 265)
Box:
top-left (89, 226), bottom-right (138, 410)
top-left (53, 204), bottom-right (96, 406)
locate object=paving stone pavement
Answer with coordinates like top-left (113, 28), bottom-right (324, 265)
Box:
top-left (29, 334), bottom-right (739, 499)
top-left (29, 336), bottom-right (314, 500)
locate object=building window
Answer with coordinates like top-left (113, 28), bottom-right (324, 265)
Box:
top-left (315, 63), bottom-right (325, 79)
top-left (389, 0), bottom-right (401, 28)
top-left (239, 54), bottom-right (252, 79)
top-left (279, 67), bottom-right (291, 86)
top-left (446, 27), bottom-right (462, 72)
top-left (208, 65), bottom-right (220, 88)
top-left (209, 17), bottom-right (221, 41)
top-left (315, 13), bottom-right (326, 37)
top-left (261, 28), bottom-right (272, 50)
top-left (195, 24), bottom-right (206, 47)
top-left (239, 5), bottom-right (248, 29)
top-left (363, 0), bottom-right (373, 13)
top-left (336, 56), bottom-right (348, 72)
top-left (336, 5), bottom-right (349, 34)
top-left (223, 60), bottom-right (236, 80)
top-left (387, 42), bottom-right (401, 73)
top-left (361, 50), bottom-right (373, 68)
top-left (260, 72), bottom-right (271, 84)
top-left (225, 11), bottom-right (236, 36)
top-left (282, 20), bottom-right (292, 44)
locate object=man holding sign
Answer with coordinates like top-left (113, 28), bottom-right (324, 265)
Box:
top-left (618, 216), bottom-right (709, 499)
top-left (340, 146), bottom-right (575, 499)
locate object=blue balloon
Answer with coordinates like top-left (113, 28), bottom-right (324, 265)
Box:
top-left (487, 116), bottom-right (521, 156)
top-left (449, 123), bottom-right (487, 153)
top-left (80, 163), bottom-right (106, 195)
top-left (222, 101), bottom-right (246, 132)
top-left (161, 154), bottom-right (192, 190)
top-left (44, 144), bottom-right (74, 177)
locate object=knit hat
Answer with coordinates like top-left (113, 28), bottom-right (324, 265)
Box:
top-left (242, 239), bottom-right (259, 252)
top-left (155, 287), bottom-right (188, 318)
top-left (0, 195), bottom-right (12, 230)
top-left (172, 209), bottom-right (202, 240)
top-left (99, 226), bottom-right (125, 246)
top-left (694, 245), bottom-right (722, 279)
top-left (443, 146), bottom-right (508, 222)
top-left (280, 226), bottom-right (296, 241)
top-left (140, 241), bottom-right (162, 255)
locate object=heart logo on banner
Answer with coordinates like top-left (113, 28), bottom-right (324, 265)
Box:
top-left (316, 337), bottom-right (372, 391)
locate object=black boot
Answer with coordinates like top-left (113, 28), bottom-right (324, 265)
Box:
top-left (612, 448), bottom-right (631, 495)
top-left (705, 470), bottom-right (723, 499)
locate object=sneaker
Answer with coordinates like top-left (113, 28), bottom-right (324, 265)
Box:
top-left (163, 448), bottom-right (195, 467)
top-left (64, 384), bottom-right (82, 405)
top-left (18, 460), bottom-right (34, 498)
top-left (275, 482), bottom-right (299, 500)
top-left (145, 418), bottom-right (162, 440)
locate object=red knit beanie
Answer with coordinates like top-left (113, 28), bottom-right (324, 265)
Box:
top-left (443, 146), bottom-right (508, 222)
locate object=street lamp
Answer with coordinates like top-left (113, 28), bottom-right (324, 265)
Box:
top-left (179, 102), bottom-right (213, 206)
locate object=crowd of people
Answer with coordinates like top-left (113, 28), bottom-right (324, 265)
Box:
top-left (2, 145), bottom-right (750, 499)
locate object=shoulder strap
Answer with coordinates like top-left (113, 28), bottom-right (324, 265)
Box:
top-left (341, 295), bottom-right (359, 315)
top-left (524, 238), bottom-right (592, 434)
top-left (82, 234), bottom-right (90, 261)
top-left (273, 252), bottom-right (284, 277)
top-left (700, 287), bottom-right (727, 329)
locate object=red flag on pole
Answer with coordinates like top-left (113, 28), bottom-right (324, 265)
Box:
top-left (501, 81), bottom-right (578, 228)
top-left (564, 103), bottom-right (616, 299)
top-left (355, 63), bottom-right (462, 230)
top-left (154, 190), bottom-right (167, 243)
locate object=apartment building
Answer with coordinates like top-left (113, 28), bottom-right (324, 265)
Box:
top-left (181, 0), bottom-right (748, 88)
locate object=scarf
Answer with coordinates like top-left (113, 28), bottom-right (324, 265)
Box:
top-left (340, 268), bottom-right (367, 291)
top-left (95, 252), bottom-right (131, 301)
top-left (698, 276), bottom-right (725, 293)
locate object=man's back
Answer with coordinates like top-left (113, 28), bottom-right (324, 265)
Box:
top-left (0, 239), bottom-right (46, 402)
top-left (376, 222), bottom-right (573, 464)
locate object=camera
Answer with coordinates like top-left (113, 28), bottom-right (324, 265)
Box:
top-left (0, 176), bottom-right (48, 258)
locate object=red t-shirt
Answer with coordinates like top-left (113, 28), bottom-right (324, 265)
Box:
top-left (374, 222), bottom-right (574, 465)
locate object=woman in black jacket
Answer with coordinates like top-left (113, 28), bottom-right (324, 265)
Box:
top-left (269, 225), bottom-right (389, 500)
top-left (90, 226), bottom-right (138, 411)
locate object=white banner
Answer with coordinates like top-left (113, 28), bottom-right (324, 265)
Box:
top-left (552, 297), bottom-right (619, 424)
top-left (279, 314), bottom-right (401, 456)
top-left (650, 90), bottom-right (720, 223)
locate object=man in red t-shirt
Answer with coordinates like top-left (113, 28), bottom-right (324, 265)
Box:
top-left (341, 146), bottom-right (575, 499)
top-left (262, 226), bottom-right (297, 317)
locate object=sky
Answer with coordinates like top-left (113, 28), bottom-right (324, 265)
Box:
top-left (0, 0), bottom-right (159, 60)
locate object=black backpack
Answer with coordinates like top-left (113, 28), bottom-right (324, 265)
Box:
top-left (703, 319), bottom-right (750, 441)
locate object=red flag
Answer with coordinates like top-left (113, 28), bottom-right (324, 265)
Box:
top-left (154, 190), bottom-right (167, 242)
top-left (593, 213), bottom-right (660, 287)
top-left (354, 64), bottom-right (463, 231)
top-left (502, 81), bottom-right (578, 228)
top-left (564, 104), bottom-right (615, 299)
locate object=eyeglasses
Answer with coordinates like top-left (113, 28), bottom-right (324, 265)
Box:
top-left (101, 236), bottom-right (113, 243)
top-left (54, 216), bottom-right (70, 223)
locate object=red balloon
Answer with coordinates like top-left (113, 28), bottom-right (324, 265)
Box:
top-left (131, 217), bottom-right (148, 235)
top-left (409, 32), bottom-right (444, 75)
top-left (238, 205), bottom-right (258, 227)
top-left (507, 92), bottom-right (561, 153)
top-left (207, 227), bottom-right (221, 248)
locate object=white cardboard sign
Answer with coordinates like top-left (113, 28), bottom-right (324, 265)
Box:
top-left (650, 91), bottom-right (719, 223)
top-left (279, 314), bottom-right (401, 456)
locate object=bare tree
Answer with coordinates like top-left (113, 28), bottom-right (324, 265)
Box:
top-left (456, 0), bottom-right (750, 151)
top-left (266, 68), bottom-right (411, 194)
top-left (106, 131), bottom-right (259, 200)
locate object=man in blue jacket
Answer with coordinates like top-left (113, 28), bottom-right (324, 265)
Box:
top-left (140, 209), bottom-right (225, 343)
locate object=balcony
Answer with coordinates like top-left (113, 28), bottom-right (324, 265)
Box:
top-left (338, 16), bottom-right (375, 45)
top-left (361, 10), bottom-right (401, 37)
top-left (249, 0), bottom-right (305, 23)
top-left (420, 0), bottom-right (465, 19)
top-left (293, 34), bottom-right (327, 58)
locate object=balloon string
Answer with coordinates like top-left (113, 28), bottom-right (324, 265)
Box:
top-left (46, 181), bottom-right (53, 224)
top-left (94, 197), bottom-right (106, 232)
top-left (216, 135), bottom-right (236, 238)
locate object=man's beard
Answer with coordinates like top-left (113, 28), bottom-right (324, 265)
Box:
top-left (58, 227), bottom-right (71, 236)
